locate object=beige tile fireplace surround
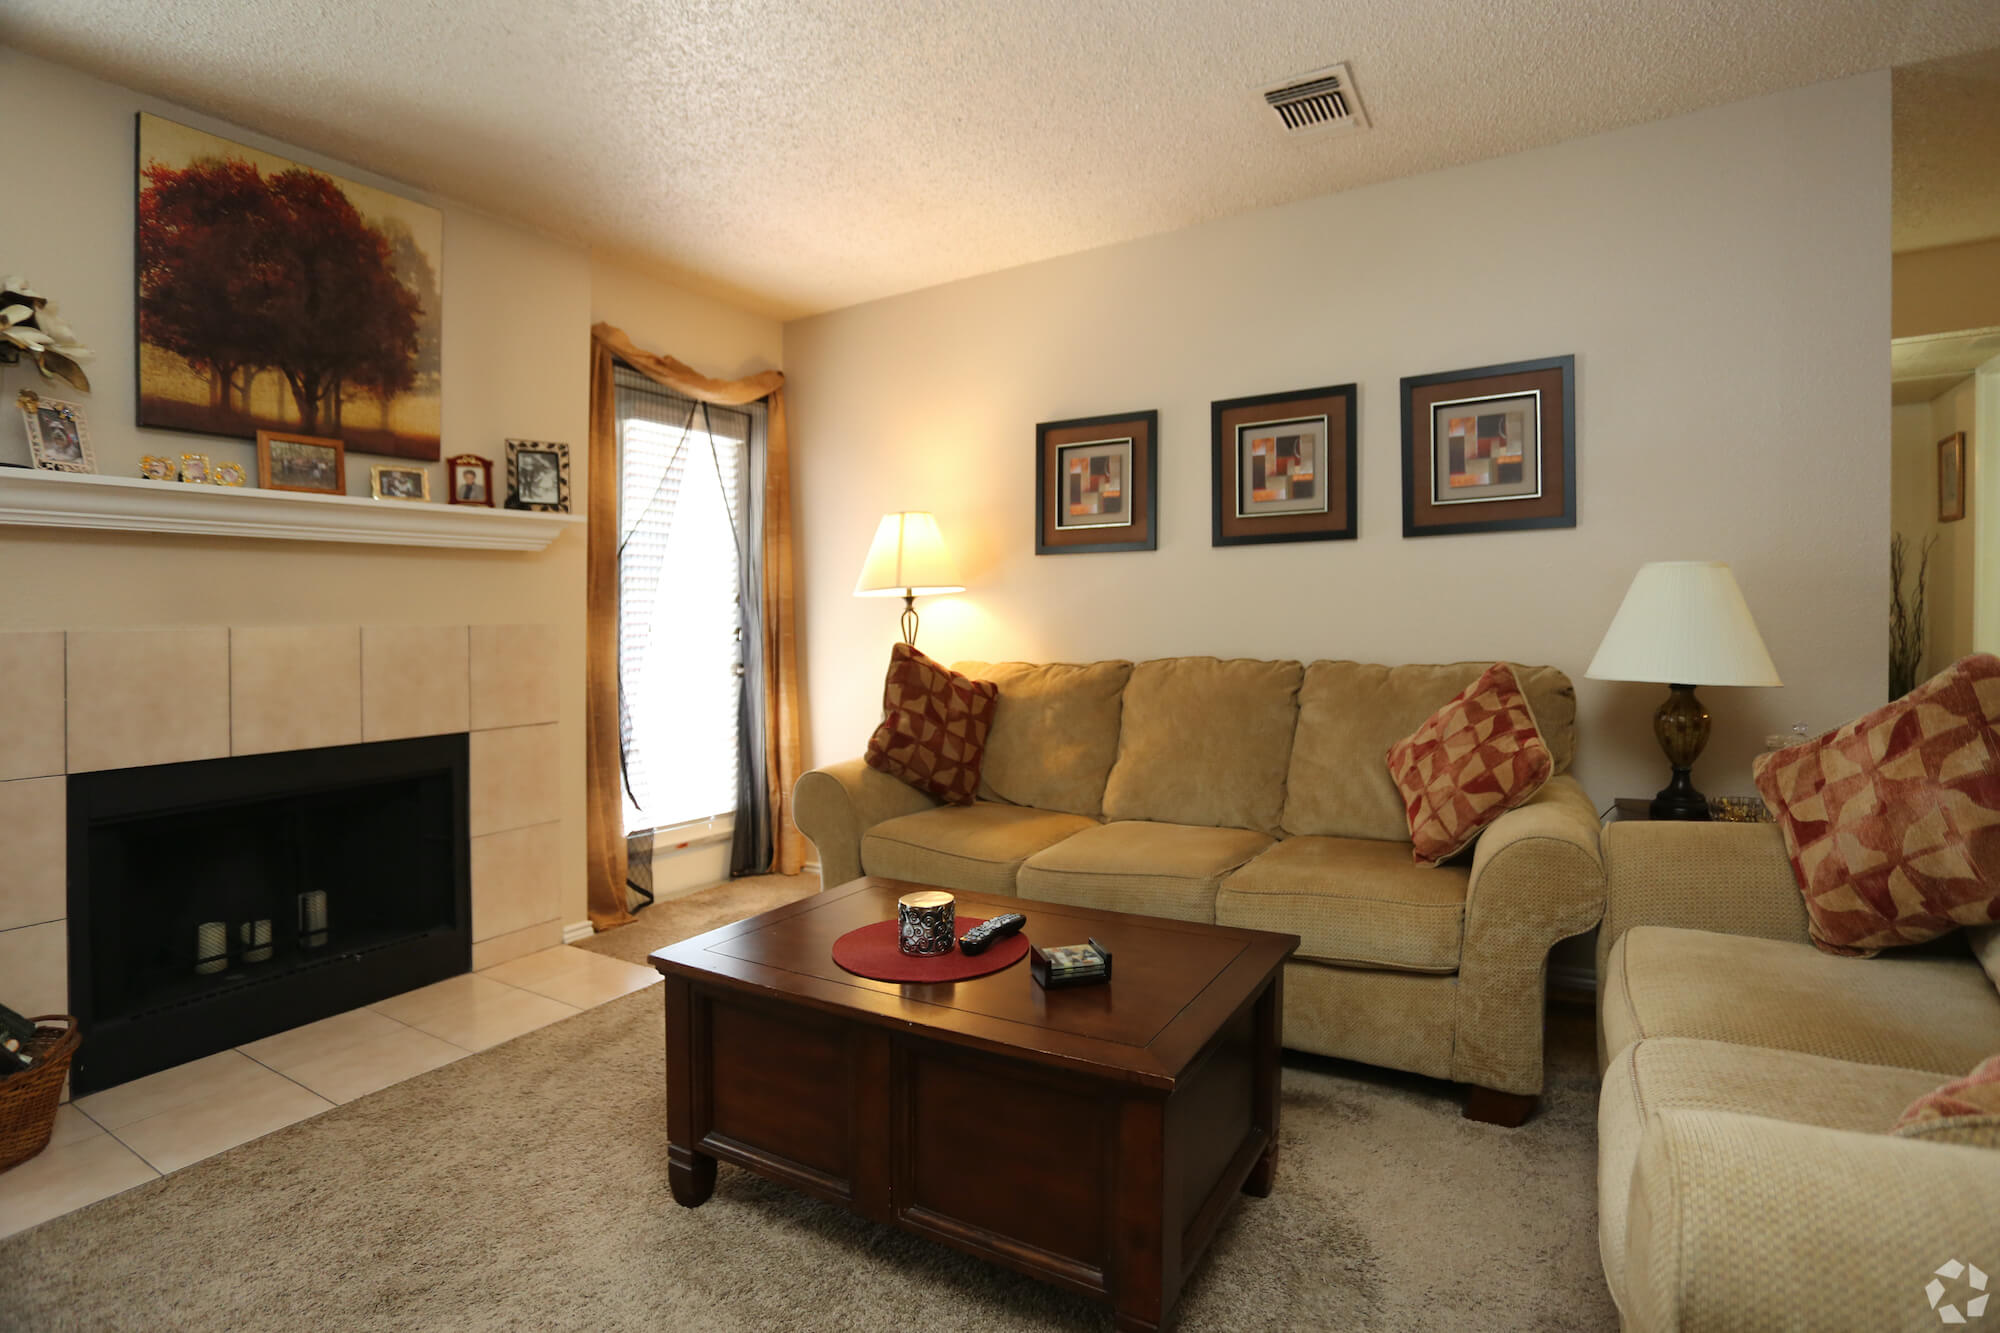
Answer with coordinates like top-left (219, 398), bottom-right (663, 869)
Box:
top-left (0, 623), bottom-right (565, 1025)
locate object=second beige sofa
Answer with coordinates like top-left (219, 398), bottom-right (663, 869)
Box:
top-left (795, 655), bottom-right (1606, 1122)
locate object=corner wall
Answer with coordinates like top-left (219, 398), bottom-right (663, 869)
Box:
top-left (784, 72), bottom-right (1893, 805)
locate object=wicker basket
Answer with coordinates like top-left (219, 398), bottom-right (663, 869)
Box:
top-left (0, 1016), bottom-right (80, 1173)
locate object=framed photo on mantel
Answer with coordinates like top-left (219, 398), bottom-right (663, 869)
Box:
top-left (1210, 383), bottom-right (1356, 546)
top-left (1400, 355), bottom-right (1575, 538)
top-left (1035, 410), bottom-right (1158, 554)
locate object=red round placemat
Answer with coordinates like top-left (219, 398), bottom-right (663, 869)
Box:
top-left (831, 916), bottom-right (1030, 983)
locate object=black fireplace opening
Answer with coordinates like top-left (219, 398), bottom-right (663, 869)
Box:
top-left (66, 734), bottom-right (470, 1094)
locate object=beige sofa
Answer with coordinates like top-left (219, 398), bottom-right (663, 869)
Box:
top-left (1597, 821), bottom-right (2000, 1331)
top-left (795, 656), bottom-right (1606, 1122)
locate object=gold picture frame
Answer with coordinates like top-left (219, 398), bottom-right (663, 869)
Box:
top-left (212, 461), bottom-right (247, 487)
top-left (256, 430), bottom-right (346, 495)
top-left (370, 463), bottom-right (430, 502)
top-left (178, 453), bottom-right (213, 484)
top-left (16, 390), bottom-right (96, 474)
top-left (139, 454), bottom-right (176, 481)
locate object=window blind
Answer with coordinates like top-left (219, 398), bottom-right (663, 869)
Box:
top-left (614, 366), bottom-right (753, 835)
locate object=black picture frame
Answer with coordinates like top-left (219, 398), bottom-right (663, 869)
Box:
top-left (1400, 355), bottom-right (1576, 538)
top-left (1209, 384), bottom-right (1357, 547)
top-left (1034, 410), bottom-right (1158, 555)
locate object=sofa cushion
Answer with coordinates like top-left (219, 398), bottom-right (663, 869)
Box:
top-left (1598, 1037), bottom-right (1945, 1316)
top-left (1892, 1054), bottom-right (2000, 1148)
top-left (952, 660), bottom-right (1131, 817)
top-left (1100, 657), bottom-right (1301, 835)
top-left (1601, 925), bottom-right (2000, 1074)
top-left (861, 803), bottom-right (1097, 898)
top-left (1283, 660), bottom-right (1576, 841)
top-left (1386, 663), bottom-right (1553, 865)
top-left (1016, 820), bottom-right (1273, 923)
top-left (1752, 652), bottom-right (2000, 956)
top-left (863, 643), bottom-right (998, 805)
top-left (1215, 835), bottom-right (1466, 972)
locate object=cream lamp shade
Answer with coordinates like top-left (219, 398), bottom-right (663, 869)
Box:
top-left (1586, 560), bottom-right (1779, 821)
top-left (854, 511), bottom-right (963, 645)
top-left (1585, 561), bottom-right (1780, 687)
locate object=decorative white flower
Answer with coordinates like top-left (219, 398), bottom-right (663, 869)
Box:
top-left (0, 275), bottom-right (92, 391)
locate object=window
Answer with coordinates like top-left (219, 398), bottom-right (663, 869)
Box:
top-left (615, 368), bottom-right (756, 835)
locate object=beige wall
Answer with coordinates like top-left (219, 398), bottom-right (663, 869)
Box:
top-left (784, 73), bottom-right (1893, 808)
top-left (0, 50), bottom-right (780, 931)
top-left (1894, 237), bottom-right (2000, 339)
top-left (590, 261), bottom-right (784, 382)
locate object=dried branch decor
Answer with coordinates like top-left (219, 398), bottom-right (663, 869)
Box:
top-left (1889, 532), bottom-right (1937, 700)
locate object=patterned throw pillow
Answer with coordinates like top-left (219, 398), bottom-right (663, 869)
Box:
top-left (1386, 663), bottom-right (1554, 866)
top-left (863, 643), bottom-right (999, 806)
top-left (1752, 653), bottom-right (2000, 957)
top-left (1892, 1054), bottom-right (2000, 1148)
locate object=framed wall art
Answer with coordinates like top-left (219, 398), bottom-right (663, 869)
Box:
top-left (136, 113), bottom-right (443, 461)
top-left (506, 439), bottom-right (571, 512)
top-left (1034, 410), bottom-right (1157, 555)
top-left (1401, 355), bottom-right (1574, 538)
top-left (1400, 356), bottom-right (1568, 536)
top-left (371, 463), bottom-right (430, 501)
top-left (15, 390), bottom-right (95, 474)
top-left (1210, 384), bottom-right (1356, 546)
top-left (257, 430), bottom-right (346, 495)
top-left (1939, 431), bottom-right (1966, 523)
top-left (447, 453), bottom-right (494, 507)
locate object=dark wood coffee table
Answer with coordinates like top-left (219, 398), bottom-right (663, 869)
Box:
top-left (649, 876), bottom-right (1298, 1332)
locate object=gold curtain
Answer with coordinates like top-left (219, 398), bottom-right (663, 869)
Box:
top-left (585, 323), bottom-right (806, 932)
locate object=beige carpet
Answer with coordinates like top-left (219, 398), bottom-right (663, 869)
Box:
top-left (2, 878), bottom-right (1617, 1330)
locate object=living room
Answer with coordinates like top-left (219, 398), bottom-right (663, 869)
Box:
top-left (2, 2), bottom-right (1998, 1329)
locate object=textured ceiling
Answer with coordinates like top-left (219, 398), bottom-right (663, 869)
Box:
top-left (5, 0), bottom-right (2000, 318)
top-left (1893, 46), bottom-right (2000, 252)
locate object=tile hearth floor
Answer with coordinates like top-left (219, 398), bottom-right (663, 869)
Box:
top-left (0, 944), bottom-right (659, 1239)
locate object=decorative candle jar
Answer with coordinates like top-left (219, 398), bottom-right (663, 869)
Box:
top-left (897, 890), bottom-right (956, 957)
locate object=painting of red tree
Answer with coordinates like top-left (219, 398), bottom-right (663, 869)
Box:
top-left (136, 115), bottom-right (442, 460)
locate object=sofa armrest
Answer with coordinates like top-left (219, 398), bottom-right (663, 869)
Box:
top-left (1597, 821), bottom-right (1808, 979)
top-left (1625, 1109), bottom-right (2000, 1333)
top-left (792, 758), bottom-right (939, 888)
top-left (1451, 774), bottom-right (1606, 1094)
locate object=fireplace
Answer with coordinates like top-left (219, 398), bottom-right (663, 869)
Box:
top-left (65, 734), bottom-right (471, 1093)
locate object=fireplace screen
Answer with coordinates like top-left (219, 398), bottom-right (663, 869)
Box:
top-left (66, 734), bottom-right (470, 1093)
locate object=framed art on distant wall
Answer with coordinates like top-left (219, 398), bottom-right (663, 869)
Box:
top-left (1401, 355), bottom-right (1575, 538)
top-left (1035, 410), bottom-right (1158, 554)
top-left (135, 113), bottom-right (443, 461)
top-left (257, 430), bottom-right (346, 495)
top-left (447, 453), bottom-right (493, 507)
top-left (15, 390), bottom-right (95, 474)
top-left (1939, 431), bottom-right (1967, 523)
top-left (506, 439), bottom-right (571, 512)
top-left (1210, 384), bottom-right (1356, 546)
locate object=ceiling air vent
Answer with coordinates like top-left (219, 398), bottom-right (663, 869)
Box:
top-left (1262, 63), bottom-right (1367, 137)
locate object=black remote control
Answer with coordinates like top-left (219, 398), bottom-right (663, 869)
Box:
top-left (958, 912), bottom-right (1026, 955)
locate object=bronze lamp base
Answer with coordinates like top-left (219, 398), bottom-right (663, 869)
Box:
top-left (1649, 683), bottom-right (1713, 821)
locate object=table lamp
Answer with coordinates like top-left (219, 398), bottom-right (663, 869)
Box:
top-left (1586, 561), bottom-right (1781, 820)
top-left (854, 511), bottom-right (964, 646)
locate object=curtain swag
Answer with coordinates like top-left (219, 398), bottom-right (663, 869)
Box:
top-left (586, 323), bottom-right (807, 931)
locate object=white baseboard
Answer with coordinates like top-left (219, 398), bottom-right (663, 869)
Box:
top-left (562, 920), bottom-right (592, 945)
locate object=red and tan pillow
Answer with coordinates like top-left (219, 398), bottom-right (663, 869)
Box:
top-left (1752, 653), bottom-right (2000, 957)
top-left (1386, 662), bottom-right (1553, 866)
top-left (1892, 1054), bottom-right (2000, 1148)
top-left (863, 643), bottom-right (999, 805)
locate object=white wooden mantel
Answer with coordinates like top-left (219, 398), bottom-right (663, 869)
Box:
top-left (0, 468), bottom-right (582, 551)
